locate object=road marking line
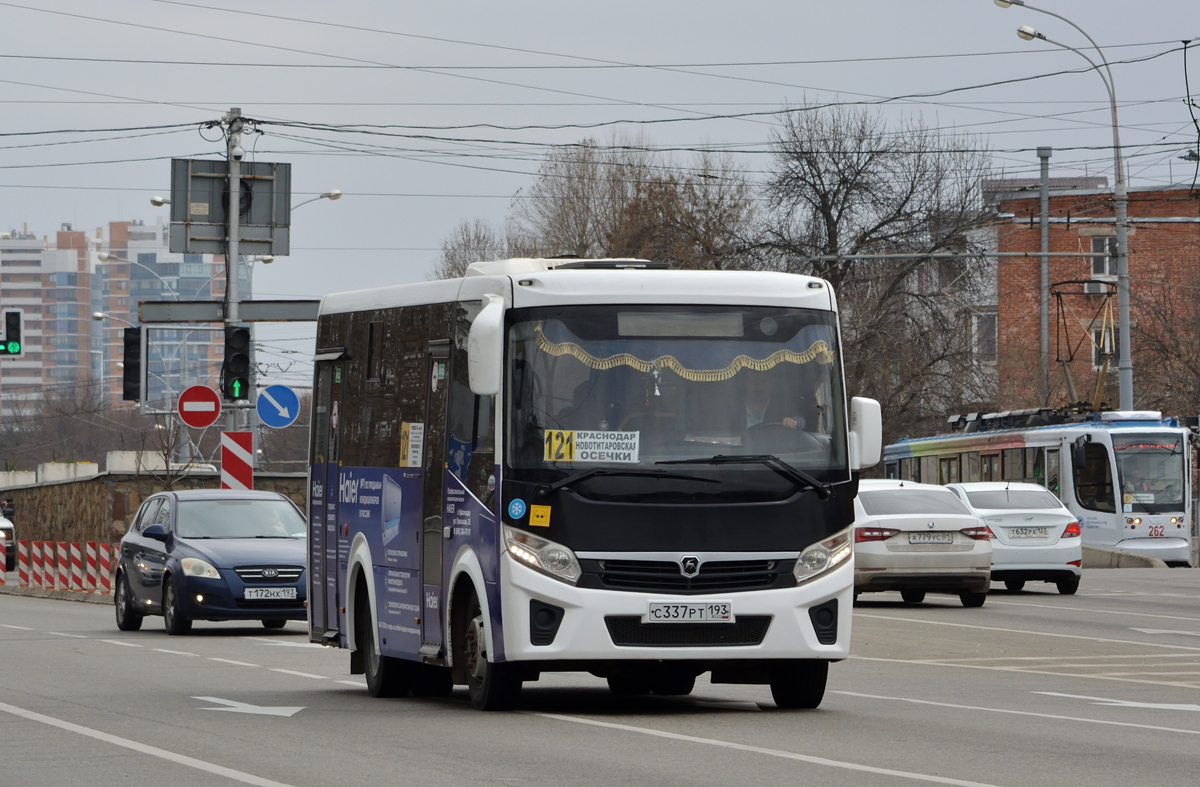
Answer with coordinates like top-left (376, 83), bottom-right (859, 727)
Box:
top-left (988, 599), bottom-right (1200, 623)
top-left (152, 648), bottom-right (199, 656)
top-left (209, 658), bottom-right (260, 667)
top-left (833, 691), bottom-right (1200, 736)
top-left (242, 637), bottom-right (324, 648)
top-left (270, 669), bottom-right (328, 680)
top-left (46, 631), bottom-right (87, 638)
top-left (850, 656), bottom-right (1200, 691)
top-left (1099, 670), bottom-right (1200, 677)
top-left (100, 639), bottom-right (142, 648)
top-left (1035, 691), bottom-right (1200, 712)
top-left (336, 679), bottom-right (365, 687)
top-left (0, 699), bottom-right (296, 787)
top-left (927, 653), bottom-right (1199, 663)
top-left (854, 612), bottom-right (1200, 652)
top-left (525, 711), bottom-right (1003, 787)
top-left (0, 624), bottom-right (34, 630)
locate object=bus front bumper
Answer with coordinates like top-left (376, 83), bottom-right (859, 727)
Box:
top-left (498, 552), bottom-right (852, 663)
top-left (1113, 537), bottom-right (1191, 564)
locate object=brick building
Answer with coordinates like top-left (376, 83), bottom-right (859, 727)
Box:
top-left (994, 183), bottom-right (1200, 410)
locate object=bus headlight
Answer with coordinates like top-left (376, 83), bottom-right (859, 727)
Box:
top-left (503, 524), bottom-right (582, 585)
top-left (794, 528), bottom-right (852, 585)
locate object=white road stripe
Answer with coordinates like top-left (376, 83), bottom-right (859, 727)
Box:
top-left (526, 711), bottom-right (1004, 787)
top-left (833, 691), bottom-right (1200, 736)
top-left (209, 658), bottom-right (260, 667)
top-left (0, 624), bottom-right (34, 630)
top-left (850, 655), bottom-right (1200, 690)
top-left (100, 640), bottom-right (142, 648)
top-left (988, 599), bottom-right (1200, 623)
top-left (0, 699), bottom-right (296, 787)
top-left (336, 680), bottom-right (365, 687)
top-left (270, 669), bottom-right (328, 680)
top-left (46, 631), bottom-right (87, 638)
top-left (153, 648), bottom-right (199, 657)
top-left (854, 612), bottom-right (1200, 652)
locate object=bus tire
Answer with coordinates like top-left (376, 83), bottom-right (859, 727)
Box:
top-left (959, 590), bottom-right (987, 608)
top-left (607, 673), bottom-right (653, 697)
top-left (1056, 578), bottom-right (1080, 595)
top-left (652, 672), bottom-right (696, 696)
top-left (900, 589), bottom-right (925, 604)
top-left (769, 660), bottom-right (828, 709)
top-left (463, 589), bottom-right (521, 711)
top-left (359, 585), bottom-right (412, 698)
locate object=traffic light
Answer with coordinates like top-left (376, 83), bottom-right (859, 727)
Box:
top-left (121, 327), bottom-right (142, 401)
top-left (221, 325), bottom-right (251, 401)
top-left (0, 310), bottom-right (22, 358)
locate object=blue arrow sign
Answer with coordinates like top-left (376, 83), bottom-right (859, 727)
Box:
top-left (256, 384), bottom-right (300, 429)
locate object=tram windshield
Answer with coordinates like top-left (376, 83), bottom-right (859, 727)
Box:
top-left (1112, 433), bottom-right (1186, 514)
top-left (505, 304), bottom-right (847, 498)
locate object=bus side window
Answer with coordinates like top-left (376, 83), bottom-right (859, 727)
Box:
top-left (1073, 443), bottom-right (1115, 513)
top-left (1046, 449), bottom-right (1060, 497)
top-left (981, 454), bottom-right (999, 481)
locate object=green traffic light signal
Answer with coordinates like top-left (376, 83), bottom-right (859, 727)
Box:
top-left (6, 341), bottom-right (18, 354)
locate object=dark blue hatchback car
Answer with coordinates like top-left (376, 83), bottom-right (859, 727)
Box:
top-left (115, 489), bottom-right (308, 635)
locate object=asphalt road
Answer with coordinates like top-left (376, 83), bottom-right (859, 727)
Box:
top-left (2, 570), bottom-right (1199, 787)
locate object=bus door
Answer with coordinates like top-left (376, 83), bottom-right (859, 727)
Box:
top-left (420, 338), bottom-right (451, 659)
top-left (311, 358), bottom-right (346, 641)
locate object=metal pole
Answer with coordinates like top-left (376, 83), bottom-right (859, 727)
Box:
top-left (225, 107), bottom-right (242, 431)
top-left (1038, 146), bottom-right (1051, 407)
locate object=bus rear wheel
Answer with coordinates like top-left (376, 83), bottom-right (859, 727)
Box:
top-left (463, 590), bottom-right (521, 711)
top-left (769, 660), bottom-right (828, 709)
top-left (359, 586), bottom-right (412, 698)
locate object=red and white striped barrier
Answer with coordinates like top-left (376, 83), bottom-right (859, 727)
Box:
top-left (31, 540), bottom-right (43, 589)
top-left (18, 540), bottom-right (29, 587)
top-left (57, 542), bottom-right (68, 591)
top-left (3, 540), bottom-right (119, 595)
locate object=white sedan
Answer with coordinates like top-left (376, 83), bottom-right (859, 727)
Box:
top-left (946, 482), bottom-right (1082, 595)
top-left (854, 480), bottom-right (992, 607)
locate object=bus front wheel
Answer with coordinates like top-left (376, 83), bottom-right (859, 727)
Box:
top-left (769, 660), bottom-right (828, 709)
top-left (359, 583), bottom-right (412, 698)
top-left (462, 590), bottom-right (521, 711)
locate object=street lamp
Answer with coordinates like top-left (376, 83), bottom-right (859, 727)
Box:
top-left (995, 0), bottom-right (1133, 411)
top-left (150, 196), bottom-right (170, 207)
top-left (96, 251), bottom-right (181, 301)
top-left (292, 189), bottom-right (341, 211)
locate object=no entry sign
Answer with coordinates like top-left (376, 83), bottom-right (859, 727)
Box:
top-left (177, 385), bottom-right (222, 429)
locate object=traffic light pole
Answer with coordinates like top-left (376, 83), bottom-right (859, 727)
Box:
top-left (225, 107), bottom-right (242, 431)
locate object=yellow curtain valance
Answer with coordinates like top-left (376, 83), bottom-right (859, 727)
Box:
top-left (534, 323), bottom-right (834, 383)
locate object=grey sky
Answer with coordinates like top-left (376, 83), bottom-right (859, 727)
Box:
top-left (1, 0), bottom-right (1197, 385)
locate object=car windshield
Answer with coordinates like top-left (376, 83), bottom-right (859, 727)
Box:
top-left (859, 489), bottom-right (971, 516)
top-left (176, 499), bottom-right (307, 539)
top-left (1112, 433), bottom-right (1186, 514)
top-left (505, 304), bottom-right (847, 498)
top-left (965, 489), bottom-right (1063, 511)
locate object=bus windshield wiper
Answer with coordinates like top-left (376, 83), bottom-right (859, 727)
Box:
top-left (537, 468), bottom-right (719, 499)
top-left (656, 455), bottom-right (833, 500)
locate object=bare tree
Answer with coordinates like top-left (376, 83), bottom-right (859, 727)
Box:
top-left (431, 218), bottom-right (512, 280)
top-left (760, 103), bottom-right (996, 441)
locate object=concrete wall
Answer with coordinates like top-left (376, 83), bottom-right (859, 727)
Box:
top-left (0, 472), bottom-right (307, 543)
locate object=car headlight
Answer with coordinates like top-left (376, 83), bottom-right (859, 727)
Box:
top-left (503, 524), bottom-right (581, 584)
top-left (180, 557), bottom-right (221, 579)
top-left (794, 528), bottom-right (852, 585)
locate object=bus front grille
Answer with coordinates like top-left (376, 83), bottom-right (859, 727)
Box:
top-left (593, 559), bottom-right (785, 593)
top-left (604, 615), bottom-right (771, 647)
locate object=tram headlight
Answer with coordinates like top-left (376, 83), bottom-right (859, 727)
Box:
top-left (503, 524), bottom-right (582, 585)
top-left (794, 528), bottom-right (852, 585)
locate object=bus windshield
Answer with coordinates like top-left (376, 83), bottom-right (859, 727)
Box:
top-left (505, 304), bottom-right (847, 497)
top-left (1112, 433), bottom-right (1186, 514)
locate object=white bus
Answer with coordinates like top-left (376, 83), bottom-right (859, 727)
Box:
top-left (883, 409), bottom-right (1191, 565)
top-left (307, 258), bottom-right (881, 710)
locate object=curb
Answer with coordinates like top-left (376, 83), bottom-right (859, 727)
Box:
top-left (0, 583), bottom-right (112, 605)
top-left (1082, 543), bottom-right (1171, 569)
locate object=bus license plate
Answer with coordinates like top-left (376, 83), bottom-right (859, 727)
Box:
top-left (908, 532), bottom-right (953, 544)
top-left (647, 602), bottom-right (733, 623)
top-left (1009, 527), bottom-right (1048, 538)
top-left (244, 587), bottom-right (297, 600)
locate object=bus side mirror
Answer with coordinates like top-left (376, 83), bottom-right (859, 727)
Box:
top-left (468, 295), bottom-right (505, 396)
top-left (849, 397), bottom-right (882, 470)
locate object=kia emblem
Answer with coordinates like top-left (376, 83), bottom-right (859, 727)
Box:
top-left (262, 568), bottom-right (279, 579)
top-left (680, 556), bottom-right (701, 577)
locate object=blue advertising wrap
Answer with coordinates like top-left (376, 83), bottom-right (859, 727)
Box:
top-left (442, 467), bottom-right (504, 661)
top-left (336, 466), bottom-right (425, 658)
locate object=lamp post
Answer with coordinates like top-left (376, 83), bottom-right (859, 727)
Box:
top-left (995, 0), bottom-right (1132, 411)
